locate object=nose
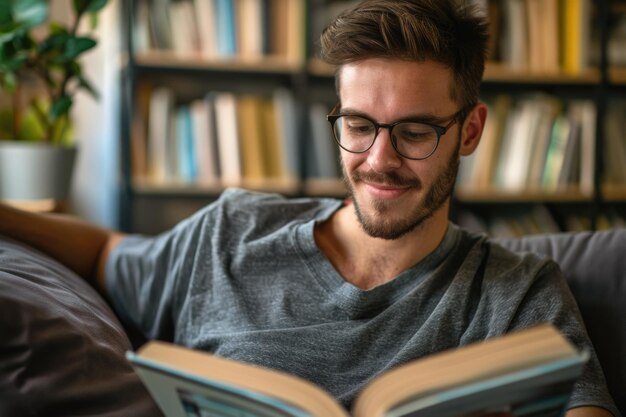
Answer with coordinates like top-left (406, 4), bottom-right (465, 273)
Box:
top-left (366, 127), bottom-right (402, 172)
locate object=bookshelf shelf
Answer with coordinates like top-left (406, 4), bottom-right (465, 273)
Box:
top-left (609, 67), bottom-right (626, 84)
top-left (602, 184), bottom-right (626, 202)
top-left (132, 178), bottom-right (301, 197)
top-left (483, 63), bottom-right (601, 84)
top-left (132, 51), bottom-right (304, 74)
top-left (303, 179), bottom-right (346, 197)
top-left (455, 189), bottom-right (594, 204)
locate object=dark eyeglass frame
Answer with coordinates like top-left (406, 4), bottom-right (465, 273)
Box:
top-left (326, 104), bottom-right (472, 160)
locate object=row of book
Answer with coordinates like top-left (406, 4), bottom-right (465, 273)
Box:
top-left (478, 0), bottom-right (594, 75)
top-left (132, 87), bottom-right (626, 193)
top-left (457, 206), bottom-right (626, 238)
top-left (130, 86), bottom-right (340, 188)
top-left (132, 0), bottom-right (306, 63)
top-left (457, 94), bottom-right (597, 196)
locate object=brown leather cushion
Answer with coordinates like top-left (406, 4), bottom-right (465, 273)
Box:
top-left (0, 235), bottom-right (161, 417)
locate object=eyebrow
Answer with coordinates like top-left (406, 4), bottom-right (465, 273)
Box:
top-left (338, 107), bottom-right (452, 125)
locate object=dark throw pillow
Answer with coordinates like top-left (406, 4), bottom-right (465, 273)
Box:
top-left (0, 235), bottom-right (162, 417)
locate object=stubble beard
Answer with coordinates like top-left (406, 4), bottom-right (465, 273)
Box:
top-left (343, 146), bottom-right (461, 240)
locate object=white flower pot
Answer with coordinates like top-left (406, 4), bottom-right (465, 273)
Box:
top-left (0, 142), bottom-right (77, 200)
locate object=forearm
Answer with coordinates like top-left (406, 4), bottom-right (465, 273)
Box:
top-left (0, 202), bottom-right (125, 293)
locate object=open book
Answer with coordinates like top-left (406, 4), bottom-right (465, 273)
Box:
top-left (127, 324), bottom-right (588, 417)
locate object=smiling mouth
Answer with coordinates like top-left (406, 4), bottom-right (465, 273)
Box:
top-left (363, 182), bottom-right (412, 199)
top-left (352, 171), bottom-right (421, 194)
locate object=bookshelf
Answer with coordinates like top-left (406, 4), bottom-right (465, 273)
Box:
top-left (119, 0), bottom-right (626, 235)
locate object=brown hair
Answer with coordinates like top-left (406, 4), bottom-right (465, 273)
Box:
top-left (319, 0), bottom-right (489, 109)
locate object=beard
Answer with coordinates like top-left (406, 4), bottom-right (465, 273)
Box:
top-left (343, 143), bottom-right (461, 240)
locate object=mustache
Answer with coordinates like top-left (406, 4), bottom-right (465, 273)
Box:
top-left (350, 170), bottom-right (422, 188)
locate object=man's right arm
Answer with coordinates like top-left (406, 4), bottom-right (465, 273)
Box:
top-left (0, 202), bottom-right (125, 296)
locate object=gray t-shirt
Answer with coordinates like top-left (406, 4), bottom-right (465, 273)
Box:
top-left (107, 188), bottom-right (618, 415)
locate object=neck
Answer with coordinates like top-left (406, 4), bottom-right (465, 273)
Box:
top-left (314, 201), bottom-right (450, 290)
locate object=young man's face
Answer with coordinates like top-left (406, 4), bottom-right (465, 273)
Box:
top-left (337, 58), bottom-right (464, 240)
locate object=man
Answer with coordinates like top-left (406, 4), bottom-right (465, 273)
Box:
top-left (0, 0), bottom-right (619, 416)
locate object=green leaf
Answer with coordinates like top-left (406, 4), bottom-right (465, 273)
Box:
top-left (0, 22), bottom-right (25, 42)
top-left (0, 70), bottom-right (17, 91)
top-left (49, 96), bottom-right (72, 119)
top-left (0, 0), bottom-right (11, 25)
top-left (38, 32), bottom-right (69, 55)
top-left (62, 36), bottom-right (96, 60)
top-left (77, 74), bottom-right (99, 99)
top-left (87, 0), bottom-right (109, 12)
top-left (13, 0), bottom-right (48, 28)
top-left (73, 0), bottom-right (108, 14)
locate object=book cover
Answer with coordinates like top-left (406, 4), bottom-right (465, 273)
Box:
top-left (309, 102), bottom-right (340, 179)
top-left (147, 87), bottom-right (175, 184)
top-left (237, 95), bottom-right (267, 183)
top-left (273, 88), bottom-right (301, 182)
top-left (237, 0), bottom-right (264, 60)
top-left (193, 0), bottom-right (217, 58)
top-left (174, 105), bottom-right (197, 183)
top-left (562, 0), bottom-right (591, 76)
top-left (215, 0), bottom-right (237, 57)
top-left (190, 98), bottom-right (220, 185)
top-left (170, 0), bottom-right (201, 56)
top-left (128, 324), bottom-right (587, 417)
top-left (214, 92), bottom-right (242, 186)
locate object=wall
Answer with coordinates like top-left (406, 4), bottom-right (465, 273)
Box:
top-left (70, 0), bottom-right (121, 228)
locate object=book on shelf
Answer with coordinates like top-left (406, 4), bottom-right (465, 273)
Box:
top-left (500, 0), bottom-right (528, 70)
top-left (576, 101), bottom-right (596, 197)
top-left (169, 0), bottom-right (201, 56)
top-left (127, 324), bottom-right (587, 417)
top-left (148, 0), bottom-right (173, 50)
top-left (215, 0), bottom-right (237, 57)
top-left (526, 98), bottom-right (561, 189)
top-left (133, 0), bottom-right (305, 64)
top-left (147, 87), bottom-right (176, 183)
top-left (192, 0), bottom-right (217, 58)
top-left (525, 0), bottom-right (560, 73)
top-left (190, 97), bottom-right (221, 185)
top-left (237, 95), bottom-right (267, 182)
top-left (561, 0), bottom-right (592, 76)
top-left (237, 0), bottom-right (264, 60)
top-left (174, 105), bottom-right (197, 183)
top-left (213, 92), bottom-right (242, 187)
top-left (273, 88), bottom-right (301, 182)
top-left (497, 97), bottom-right (545, 190)
top-left (308, 102), bottom-right (341, 179)
top-left (258, 97), bottom-right (286, 180)
top-left (130, 81), bottom-right (152, 180)
top-left (542, 113), bottom-right (572, 191)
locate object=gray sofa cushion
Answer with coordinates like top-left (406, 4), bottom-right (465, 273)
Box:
top-left (0, 235), bottom-right (162, 417)
top-left (496, 229), bottom-right (626, 416)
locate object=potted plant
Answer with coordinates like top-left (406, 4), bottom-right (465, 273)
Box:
top-left (0, 0), bottom-right (109, 200)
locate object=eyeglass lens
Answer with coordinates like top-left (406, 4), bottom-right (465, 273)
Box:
top-left (332, 115), bottom-right (439, 159)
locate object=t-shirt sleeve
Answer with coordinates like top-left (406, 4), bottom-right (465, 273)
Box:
top-left (105, 203), bottom-right (217, 342)
top-left (508, 260), bottom-right (621, 417)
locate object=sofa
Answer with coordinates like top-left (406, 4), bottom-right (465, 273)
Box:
top-left (0, 229), bottom-right (624, 416)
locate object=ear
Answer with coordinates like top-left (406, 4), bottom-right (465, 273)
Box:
top-left (459, 102), bottom-right (488, 156)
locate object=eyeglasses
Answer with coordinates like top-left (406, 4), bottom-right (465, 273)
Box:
top-left (326, 105), bottom-right (470, 160)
